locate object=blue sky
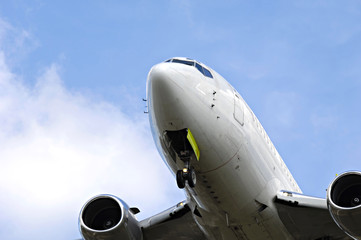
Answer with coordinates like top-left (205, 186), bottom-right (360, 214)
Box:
top-left (1, 1), bottom-right (361, 239)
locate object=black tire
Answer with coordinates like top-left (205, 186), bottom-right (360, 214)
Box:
top-left (187, 167), bottom-right (196, 188)
top-left (176, 170), bottom-right (185, 189)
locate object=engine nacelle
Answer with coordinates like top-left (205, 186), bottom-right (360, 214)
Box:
top-left (327, 171), bottom-right (361, 239)
top-left (79, 194), bottom-right (143, 240)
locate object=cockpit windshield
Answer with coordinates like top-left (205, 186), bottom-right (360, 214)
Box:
top-left (172, 59), bottom-right (195, 66)
top-left (165, 58), bottom-right (213, 78)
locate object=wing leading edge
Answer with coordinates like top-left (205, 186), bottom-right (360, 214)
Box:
top-left (275, 190), bottom-right (351, 240)
top-left (140, 201), bottom-right (206, 240)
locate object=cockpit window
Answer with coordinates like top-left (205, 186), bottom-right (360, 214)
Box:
top-left (195, 63), bottom-right (203, 74)
top-left (195, 63), bottom-right (213, 78)
top-left (172, 59), bottom-right (195, 66)
top-left (202, 67), bottom-right (213, 78)
top-left (165, 58), bottom-right (213, 79)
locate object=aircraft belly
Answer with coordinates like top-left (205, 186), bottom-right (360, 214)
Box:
top-left (186, 117), bottom-right (292, 239)
top-left (149, 65), bottom-right (292, 239)
top-left (154, 79), bottom-right (267, 208)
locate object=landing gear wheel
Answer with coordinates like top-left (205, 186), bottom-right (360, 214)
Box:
top-left (187, 167), bottom-right (196, 188)
top-left (176, 170), bottom-right (185, 189)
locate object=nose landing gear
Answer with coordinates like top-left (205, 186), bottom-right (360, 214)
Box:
top-left (163, 128), bottom-right (199, 189)
top-left (176, 166), bottom-right (196, 189)
top-left (176, 160), bottom-right (196, 189)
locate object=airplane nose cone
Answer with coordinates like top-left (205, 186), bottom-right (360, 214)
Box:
top-left (148, 63), bottom-right (180, 95)
top-left (147, 63), bottom-right (186, 130)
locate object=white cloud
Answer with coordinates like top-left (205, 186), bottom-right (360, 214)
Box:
top-left (0, 52), bottom-right (184, 239)
top-left (0, 19), bottom-right (38, 66)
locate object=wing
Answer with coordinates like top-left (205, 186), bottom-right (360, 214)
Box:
top-left (140, 200), bottom-right (207, 240)
top-left (275, 190), bottom-right (351, 240)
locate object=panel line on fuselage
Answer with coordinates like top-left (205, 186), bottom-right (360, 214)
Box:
top-left (199, 147), bottom-right (240, 175)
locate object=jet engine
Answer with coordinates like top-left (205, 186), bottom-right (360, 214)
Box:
top-left (79, 194), bottom-right (142, 240)
top-left (327, 171), bottom-right (361, 239)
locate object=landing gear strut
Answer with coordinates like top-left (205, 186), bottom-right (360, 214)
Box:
top-left (165, 129), bottom-right (199, 189)
top-left (176, 161), bottom-right (196, 189)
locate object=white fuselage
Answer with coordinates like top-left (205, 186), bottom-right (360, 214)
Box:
top-left (147, 59), bottom-right (302, 240)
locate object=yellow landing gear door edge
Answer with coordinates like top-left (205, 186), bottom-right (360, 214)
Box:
top-left (187, 129), bottom-right (200, 161)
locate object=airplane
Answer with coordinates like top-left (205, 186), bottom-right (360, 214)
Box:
top-left (78, 57), bottom-right (361, 240)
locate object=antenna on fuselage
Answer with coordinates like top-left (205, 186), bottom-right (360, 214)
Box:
top-left (143, 98), bottom-right (149, 113)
